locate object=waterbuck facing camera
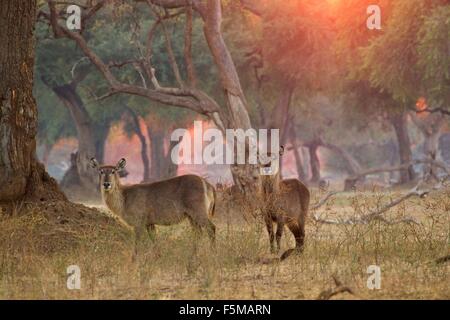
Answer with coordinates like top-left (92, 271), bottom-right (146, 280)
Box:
top-left (90, 157), bottom-right (216, 243)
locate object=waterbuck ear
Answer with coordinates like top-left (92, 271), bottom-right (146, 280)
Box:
top-left (90, 157), bottom-right (99, 169)
top-left (279, 145), bottom-right (285, 156)
top-left (116, 158), bottom-right (126, 170)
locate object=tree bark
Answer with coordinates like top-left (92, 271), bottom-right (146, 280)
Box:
top-left (288, 124), bottom-right (307, 181)
top-left (43, 0), bottom-right (257, 193)
top-left (308, 141), bottom-right (321, 183)
top-left (148, 127), bottom-right (164, 181)
top-left (390, 112), bottom-right (415, 183)
top-left (270, 84), bottom-right (295, 144)
top-left (0, 0), bottom-right (65, 202)
top-left (51, 84), bottom-right (99, 192)
top-left (410, 112), bottom-right (445, 178)
top-left (202, 0), bottom-right (256, 192)
top-left (319, 141), bottom-right (362, 176)
top-left (147, 124), bottom-right (178, 181)
top-left (124, 106), bottom-right (150, 182)
top-left (162, 137), bottom-right (179, 178)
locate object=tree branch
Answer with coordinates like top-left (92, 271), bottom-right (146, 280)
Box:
top-left (409, 106), bottom-right (450, 116)
top-left (42, 0), bottom-right (221, 116)
top-left (311, 191), bottom-right (340, 210)
top-left (346, 159), bottom-right (450, 182)
top-left (239, 0), bottom-right (263, 16)
top-left (149, 3), bottom-right (185, 87)
top-left (184, 2), bottom-right (197, 87)
top-left (317, 276), bottom-right (355, 300)
top-left (311, 182), bottom-right (435, 226)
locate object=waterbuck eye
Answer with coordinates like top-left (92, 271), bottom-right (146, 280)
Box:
top-left (100, 170), bottom-right (104, 174)
top-left (111, 170), bottom-right (115, 174)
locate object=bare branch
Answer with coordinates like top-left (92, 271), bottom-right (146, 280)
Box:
top-left (184, 3), bottom-right (197, 87)
top-left (239, 0), bottom-right (263, 16)
top-left (83, 0), bottom-right (108, 21)
top-left (435, 255), bottom-right (450, 264)
top-left (133, 63), bottom-right (148, 89)
top-left (310, 191), bottom-right (340, 210)
top-left (346, 159), bottom-right (450, 182)
top-left (317, 276), bottom-right (355, 300)
top-left (94, 90), bottom-right (119, 101)
top-left (143, 0), bottom-right (206, 17)
top-left (42, 1), bottom-right (221, 115)
top-left (409, 106), bottom-right (450, 116)
top-left (311, 182), bottom-right (437, 225)
top-left (149, 4), bottom-right (185, 88)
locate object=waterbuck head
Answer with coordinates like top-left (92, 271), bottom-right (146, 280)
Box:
top-left (258, 145), bottom-right (284, 176)
top-left (229, 145), bottom-right (285, 193)
top-left (90, 158), bottom-right (127, 192)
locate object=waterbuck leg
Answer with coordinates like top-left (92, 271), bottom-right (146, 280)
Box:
top-left (132, 226), bottom-right (145, 261)
top-left (280, 222), bottom-right (305, 261)
top-left (186, 215), bottom-right (203, 241)
top-left (206, 220), bottom-right (216, 245)
top-left (275, 220), bottom-right (284, 253)
top-left (289, 222), bottom-right (305, 252)
top-left (264, 215), bottom-right (275, 253)
top-left (146, 223), bottom-right (156, 241)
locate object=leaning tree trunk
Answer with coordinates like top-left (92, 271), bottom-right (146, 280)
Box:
top-left (308, 141), bottom-right (321, 184)
top-left (0, 0), bottom-right (65, 202)
top-left (147, 124), bottom-right (178, 181)
top-left (423, 131), bottom-right (442, 178)
top-left (52, 84), bottom-right (99, 193)
top-left (410, 111), bottom-right (445, 178)
top-left (163, 137), bottom-right (179, 178)
top-left (390, 112), bottom-right (415, 184)
top-left (203, 0), bottom-right (256, 192)
top-left (124, 106), bottom-right (150, 182)
top-left (148, 126), bottom-right (165, 181)
top-left (288, 124), bottom-right (307, 181)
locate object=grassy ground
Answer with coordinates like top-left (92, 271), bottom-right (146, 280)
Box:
top-left (0, 187), bottom-right (448, 299)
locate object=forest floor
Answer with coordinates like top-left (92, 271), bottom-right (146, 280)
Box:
top-left (0, 187), bottom-right (448, 299)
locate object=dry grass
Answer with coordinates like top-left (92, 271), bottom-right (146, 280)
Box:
top-left (0, 188), bottom-right (448, 300)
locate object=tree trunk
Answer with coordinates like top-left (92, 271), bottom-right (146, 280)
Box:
top-left (308, 142), bottom-right (321, 183)
top-left (319, 141), bottom-right (362, 175)
top-left (288, 125), bottom-right (307, 181)
top-left (147, 125), bottom-right (178, 181)
top-left (203, 0), bottom-right (256, 192)
top-left (410, 112), bottom-right (445, 178)
top-left (0, 0), bottom-right (65, 202)
top-left (125, 106), bottom-right (150, 182)
top-left (95, 125), bottom-right (109, 164)
top-left (292, 143), bottom-right (307, 181)
top-left (148, 127), bottom-right (165, 181)
top-left (162, 137), bottom-right (179, 178)
top-left (390, 112), bottom-right (415, 183)
top-left (52, 84), bottom-right (99, 192)
top-left (270, 84), bottom-right (295, 144)
top-left (423, 132), bottom-right (442, 178)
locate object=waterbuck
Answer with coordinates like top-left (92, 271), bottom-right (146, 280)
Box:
top-left (258, 146), bottom-right (310, 260)
top-left (90, 158), bottom-right (216, 242)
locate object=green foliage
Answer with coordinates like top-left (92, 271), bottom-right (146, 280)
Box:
top-left (417, 4), bottom-right (450, 106)
top-left (360, 0), bottom-right (449, 106)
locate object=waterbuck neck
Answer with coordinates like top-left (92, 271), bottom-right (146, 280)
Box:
top-left (102, 183), bottom-right (125, 217)
top-left (260, 171), bottom-right (281, 195)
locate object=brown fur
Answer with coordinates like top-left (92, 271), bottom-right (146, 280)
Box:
top-left (258, 149), bottom-right (310, 259)
top-left (92, 160), bottom-right (216, 242)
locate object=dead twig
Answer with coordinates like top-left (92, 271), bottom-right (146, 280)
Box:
top-left (317, 276), bottom-right (355, 300)
top-left (311, 181), bottom-right (444, 225)
top-left (311, 191), bottom-right (340, 210)
top-left (435, 255), bottom-right (450, 264)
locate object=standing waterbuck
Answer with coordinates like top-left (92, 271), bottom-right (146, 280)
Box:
top-left (258, 146), bottom-right (310, 260)
top-left (90, 158), bottom-right (216, 242)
